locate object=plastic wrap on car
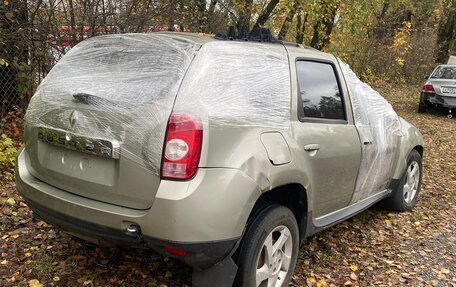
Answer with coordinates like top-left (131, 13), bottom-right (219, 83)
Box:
top-left (339, 60), bottom-right (402, 202)
top-left (25, 34), bottom-right (200, 174)
top-left (25, 35), bottom-right (290, 176)
top-left (173, 41), bottom-right (291, 128)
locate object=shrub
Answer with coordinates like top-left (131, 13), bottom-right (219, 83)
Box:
top-left (0, 133), bottom-right (17, 181)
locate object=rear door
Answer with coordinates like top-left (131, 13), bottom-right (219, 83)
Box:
top-left (290, 58), bottom-right (362, 218)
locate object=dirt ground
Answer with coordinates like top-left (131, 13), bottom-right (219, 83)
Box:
top-left (1, 84), bottom-right (455, 287)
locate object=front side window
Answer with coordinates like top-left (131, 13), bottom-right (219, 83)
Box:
top-left (296, 61), bottom-right (345, 120)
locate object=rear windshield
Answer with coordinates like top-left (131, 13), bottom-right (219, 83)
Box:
top-left (39, 34), bottom-right (197, 107)
top-left (431, 66), bottom-right (456, 80)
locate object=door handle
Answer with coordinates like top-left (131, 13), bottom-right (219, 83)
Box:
top-left (304, 144), bottom-right (321, 152)
top-left (363, 141), bottom-right (373, 145)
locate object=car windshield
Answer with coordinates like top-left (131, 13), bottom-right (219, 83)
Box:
top-left (431, 66), bottom-right (456, 79)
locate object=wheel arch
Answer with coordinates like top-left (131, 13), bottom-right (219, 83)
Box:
top-left (393, 118), bottom-right (424, 179)
top-left (245, 183), bottom-right (308, 240)
top-left (413, 145), bottom-right (424, 158)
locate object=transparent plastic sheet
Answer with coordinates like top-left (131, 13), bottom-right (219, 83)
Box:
top-left (338, 60), bottom-right (401, 202)
top-left (25, 34), bottom-right (200, 174)
top-left (174, 41), bottom-right (291, 128)
top-left (25, 35), bottom-right (290, 177)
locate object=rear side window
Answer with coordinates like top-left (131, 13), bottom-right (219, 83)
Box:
top-left (296, 61), bottom-right (345, 120)
top-left (174, 41), bottom-right (291, 128)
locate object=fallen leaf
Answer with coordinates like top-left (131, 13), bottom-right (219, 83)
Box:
top-left (401, 272), bottom-right (413, 279)
top-left (7, 276), bottom-right (15, 282)
top-left (307, 277), bottom-right (317, 286)
top-left (385, 259), bottom-right (394, 265)
top-left (5, 12), bottom-right (13, 20)
top-left (385, 219), bottom-right (392, 228)
top-left (6, 198), bottom-right (15, 206)
top-left (440, 268), bottom-right (450, 274)
top-left (28, 279), bottom-right (43, 287)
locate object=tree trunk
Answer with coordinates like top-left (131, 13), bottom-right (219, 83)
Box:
top-left (196, 0), bottom-right (206, 32)
top-left (168, 0), bottom-right (175, 31)
top-left (208, 0), bottom-right (217, 15)
top-left (278, 0), bottom-right (299, 40)
top-left (251, 0), bottom-right (280, 30)
top-left (310, 1), bottom-right (339, 50)
top-left (237, 0), bottom-right (253, 31)
top-left (296, 12), bottom-right (308, 44)
top-left (205, 0), bottom-right (217, 33)
top-left (310, 20), bottom-right (321, 48)
top-left (67, 0), bottom-right (77, 44)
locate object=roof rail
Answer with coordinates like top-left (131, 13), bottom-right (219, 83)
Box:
top-left (214, 26), bottom-right (301, 48)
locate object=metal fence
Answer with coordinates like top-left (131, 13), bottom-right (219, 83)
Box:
top-left (0, 49), bottom-right (30, 116)
top-left (1, 6), bottom-right (31, 117)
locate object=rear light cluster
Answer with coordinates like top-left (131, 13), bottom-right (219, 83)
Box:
top-left (422, 84), bottom-right (435, 93)
top-left (161, 113), bottom-right (203, 180)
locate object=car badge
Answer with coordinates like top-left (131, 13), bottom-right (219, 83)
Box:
top-left (69, 110), bottom-right (79, 128)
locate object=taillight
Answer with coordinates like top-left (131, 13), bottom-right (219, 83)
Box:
top-left (161, 113), bottom-right (203, 180)
top-left (423, 84), bottom-right (435, 93)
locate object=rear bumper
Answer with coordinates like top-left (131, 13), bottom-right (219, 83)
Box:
top-left (421, 92), bottom-right (456, 108)
top-left (15, 148), bottom-right (261, 268)
top-left (27, 198), bottom-right (238, 268)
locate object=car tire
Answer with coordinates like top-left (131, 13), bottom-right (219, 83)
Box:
top-left (418, 94), bottom-right (427, 113)
top-left (418, 103), bottom-right (427, 113)
top-left (234, 205), bottom-right (299, 287)
top-left (381, 150), bottom-right (423, 212)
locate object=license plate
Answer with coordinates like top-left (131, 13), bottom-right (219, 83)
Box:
top-left (441, 87), bottom-right (456, 94)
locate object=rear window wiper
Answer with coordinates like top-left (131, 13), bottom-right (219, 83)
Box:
top-left (73, 92), bottom-right (132, 109)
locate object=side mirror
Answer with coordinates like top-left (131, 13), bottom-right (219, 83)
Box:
top-left (424, 75), bottom-right (429, 80)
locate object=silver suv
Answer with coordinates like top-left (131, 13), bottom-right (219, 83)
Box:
top-left (16, 32), bottom-right (424, 287)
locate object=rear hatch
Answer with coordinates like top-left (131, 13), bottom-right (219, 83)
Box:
top-left (24, 34), bottom-right (200, 209)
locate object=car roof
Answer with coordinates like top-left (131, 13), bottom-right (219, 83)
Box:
top-left (285, 43), bottom-right (336, 61)
top-left (154, 32), bottom-right (214, 46)
top-left (436, 64), bottom-right (456, 67)
top-left (87, 32), bottom-right (336, 63)
top-left (157, 32), bottom-right (335, 61)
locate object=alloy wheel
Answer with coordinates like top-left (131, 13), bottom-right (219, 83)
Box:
top-left (403, 161), bottom-right (420, 204)
top-left (255, 225), bottom-right (293, 287)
